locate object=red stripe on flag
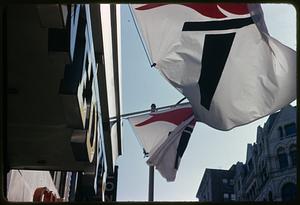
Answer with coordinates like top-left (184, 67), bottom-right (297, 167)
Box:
top-left (135, 107), bottom-right (193, 127)
top-left (135, 3), bottom-right (168, 10)
top-left (182, 3), bottom-right (227, 18)
top-left (135, 3), bottom-right (249, 19)
top-left (218, 3), bottom-right (249, 15)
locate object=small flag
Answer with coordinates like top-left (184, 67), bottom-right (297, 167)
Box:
top-left (128, 104), bottom-right (193, 154)
top-left (128, 104), bottom-right (196, 181)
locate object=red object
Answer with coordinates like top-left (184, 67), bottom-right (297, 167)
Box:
top-left (135, 3), bottom-right (249, 19)
top-left (135, 107), bottom-right (193, 127)
top-left (33, 187), bottom-right (62, 202)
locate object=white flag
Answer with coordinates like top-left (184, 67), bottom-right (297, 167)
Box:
top-left (131, 3), bottom-right (296, 130)
top-left (128, 104), bottom-right (196, 181)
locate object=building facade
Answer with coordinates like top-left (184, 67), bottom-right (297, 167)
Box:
top-left (196, 105), bottom-right (297, 202)
top-left (1, 4), bottom-right (122, 202)
top-left (196, 166), bottom-right (236, 202)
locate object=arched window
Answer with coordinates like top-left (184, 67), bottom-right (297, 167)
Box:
top-left (284, 123), bottom-right (296, 137)
top-left (248, 159), bottom-right (254, 171)
top-left (262, 166), bottom-right (267, 181)
top-left (268, 191), bottom-right (273, 201)
top-left (281, 183), bottom-right (297, 201)
top-left (277, 147), bottom-right (288, 169)
top-left (289, 144), bottom-right (296, 167)
top-left (278, 127), bottom-right (283, 139)
top-left (260, 160), bottom-right (267, 183)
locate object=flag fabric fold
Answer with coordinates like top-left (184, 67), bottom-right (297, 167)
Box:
top-left (128, 104), bottom-right (196, 181)
top-left (130, 3), bottom-right (296, 130)
top-left (147, 116), bottom-right (196, 181)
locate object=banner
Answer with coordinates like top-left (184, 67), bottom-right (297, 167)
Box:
top-left (131, 3), bottom-right (296, 130)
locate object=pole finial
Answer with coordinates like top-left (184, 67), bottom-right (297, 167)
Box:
top-left (151, 104), bottom-right (156, 112)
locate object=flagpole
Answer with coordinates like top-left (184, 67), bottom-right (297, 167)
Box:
top-left (109, 100), bottom-right (189, 121)
top-left (148, 103), bottom-right (156, 201)
top-left (148, 165), bottom-right (154, 201)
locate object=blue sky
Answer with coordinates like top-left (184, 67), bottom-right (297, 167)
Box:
top-left (116, 4), bottom-right (296, 201)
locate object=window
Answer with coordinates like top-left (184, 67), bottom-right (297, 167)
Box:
top-left (259, 141), bottom-right (264, 153)
top-left (268, 191), bottom-right (273, 201)
top-left (262, 167), bottom-right (267, 182)
top-left (223, 193), bottom-right (229, 199)
top-left (222, 178), bottom-right (228, 184)
top-left (231, 194), bottom-right (236, 201)
top-left (284, 123), bottom-right (296, 137)
top-left (250, 186), bottom-right (256, 200)
top-left (289, 144), bottom-right (297, 167)
top-left (278, 127), bottom-right (283, 139)
top-left (281, 183), bottom-right (297, 201)
top-left (248, 159), bottom-right (254, 171)
top-left (229, 179), bottom-right (234, 186)
top-left (277, 147), bottom-right (288, 169)
top-left (249, 189), bottom-right (254, 200)
top-left (259, 162), bottom-right (263, 172)
top-left (253, 182), bottom-right (257, 197)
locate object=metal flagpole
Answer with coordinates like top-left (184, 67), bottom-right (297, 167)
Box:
top-left (148, 165), bottom-right (154, 201)
top-left (147, 98), bottom-right (185, 201)
top-left (148, 103), bottom-right (156, 201)
top-left (109, 98), bottom-right (189, 122)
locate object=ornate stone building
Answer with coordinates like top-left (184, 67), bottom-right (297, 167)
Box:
top-left (197, 105), bottom-right (297, 202)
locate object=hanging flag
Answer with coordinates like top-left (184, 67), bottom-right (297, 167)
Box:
top-left (128, 104), bottom-right (196, 181)
top-left (130, 3), bottom-right (296, 130)
top-left (128, 104), bottom-right (193, 154)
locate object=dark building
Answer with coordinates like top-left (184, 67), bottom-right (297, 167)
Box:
top-left (196, 165), bottom-right (236, 202)
top-left (1, 4), bottom-right (122, 202)
top-left (196, 105), bottom-right (297, 202)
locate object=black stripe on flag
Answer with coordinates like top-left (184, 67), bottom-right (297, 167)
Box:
top-left (199, 32), bottom-right (236, 110)
top-left (182, 17), bottom-right (254, 31)
top-left (174, 124), bottom-right (194, 169)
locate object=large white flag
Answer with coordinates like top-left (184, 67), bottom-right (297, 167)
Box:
top-left (128, 104), bottom-right (196, 181)
top-left (131, 3), bottom-right (296, 130)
